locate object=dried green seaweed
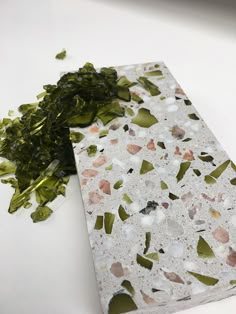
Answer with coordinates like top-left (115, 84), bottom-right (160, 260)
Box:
top-left (144, 70), bottom-right (163, 77)
top-left (113, 180), bottom-right (123, 190)
top-left (176, 162), bottom-right (191, 182)
top-left (198, 155), bottom-right (214, 162)
top-left (94, 215), bottom-right (103, 230)
top-left (0, 63), bottom-right (132, 222)
top-left (132, 108), bottom-right (158, 128)
top-left (188, 113), bottom-right (199, 120)
top-left (169, 192), bottom-right (179, 200)
top-left (108, 293), bottom-right (137, 314)
top-left (157, 141), bottom-right (166, 149)
top-left (131, 92), bottom-right (144, 104)
top-left (122, 193), bottom-right (133, 204)
top-left (104, 212), bottom-right (115, 234)
top-left (160, 180), bottom-right (168, 190)
top-left (87, 145), bottom-right (97, 157)
top-left (145, 252), bottom-right (159, 261)
top-left (136, 254), bottom-right (153, 270)
top-left (143, 232), bottom-right (151, 254)
top-left (31, 205), bottom-right (53, 223)
top-left (209, 160), bottom-right (230, 179)
top-left (55, 49), bottom-right (67, 60)
top-left (205, 160), bottom-right (230, 185)
top-left (0, 161), bottom-right (16, 176)
top-left (188, 271), bottom-right (219, 286)
top-left (197, 236), bottom-right (215, 258)
top-left (230, 178), bottom-right (236, 185)
top-left (193, 169), bottom-right (201, 176)
top-left (70, 131), bottom-right (84, 143)
top-left (140, 160), bottom-right (155, 175)
top-left (121, 280), bottom-right (135, 296)
top-left (137, 77), bottom-right (161, 96)
top-left (204, 175), bottom-right (217, 185)
top-left (118, 205), bottom-right (130, 221)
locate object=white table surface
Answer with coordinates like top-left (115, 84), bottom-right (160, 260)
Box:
top-left (0, 0), bottom-right (236, 313)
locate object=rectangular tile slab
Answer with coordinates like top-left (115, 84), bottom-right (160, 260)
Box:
top-left (72, 62), bottom-right (236, 314)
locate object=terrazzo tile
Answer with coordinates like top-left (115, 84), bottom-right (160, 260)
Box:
top-left (71, 62), bottom-right (236, 314)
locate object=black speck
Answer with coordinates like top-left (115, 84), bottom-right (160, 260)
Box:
top-left (123, 124), bottom-right (129, 132)
top-left (127, 168), bottom-right (134, 174)
top-left (152, 288), bottom-right (162, 293)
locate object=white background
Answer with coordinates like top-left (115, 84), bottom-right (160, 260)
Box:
top-left (0, 0), bottom-right (236, 313)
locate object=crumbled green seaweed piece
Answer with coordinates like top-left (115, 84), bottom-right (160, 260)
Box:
top-left (184, 100), bottom-right (192, 106)
top-left (108, 293), bottom-right (138, 314)
top-left (36, 91), bottom-right (47, 100)
top-left (118, 205), bottom-right (130, 221)
top-left (121, 280), bottom-right (135, 296)
top-left (87, 145), bottom-right (97, 157)
top-left (132, 108), bottom-right (158, 128)
top-left (157, 141), bottom-right (166, 149)
top-left (197, 236), bottom-right (215, 258)
top-left (176, 161), bottom-right (191, 182)
top-left (209, 160), bottom-right (230, 178)
top-left (117, 76), bottom-right (136, 88)
top-left (204, 160), bottom-right (230, 185)
top-left (231, 161), bottom-right (236, 172)
top-left (70, 131), bottom-right (85, 143)
top-left (188, 271), bottom-right (219, 286)
top-left (35, 175), bottom-right (69, 205)
top-left (140, 160), bottom-right (155, 175)
top-left (55, 49), bottom-right (67, 60)
top-left (198, 155), bottom-right (214, 162)
top-left (31, 205), bottom-right (53, 223)
top-left (8, 110), bottom-right (14, 116)
top-left (144, 70), bottom-right (163, 77)
top-left (24, 202), bottom-right (32, 209)
top-left (136, 254), bottom-right (153, 270)
top-left (122, 193), bottom-right (133, 204)
top-left (230, 178), bottom-right (236, 185)
top-left (113, 179), bottom-right (123, 190)
top-left (97, 102), bottom-right (124, 125)
top-left (18, 103), bottom-right (38, 114)
top-left (104, 212), bottom-right (115, 234)
top-left (99, 129), bottom-right (109, 138)
top-left (188, 113), bottom-right (199, 120)
top-left (125, 107), bottom-right (135, 116)
top-left (204, 175), bottom-right (217, 185)
top-left (169, 193), bottom-right (179, 200)
top-left (94, 215), bottom-right (103, 230)
top-left (144, 232), bottom-right (151, 254)
top-left (182, 138), bottom-right (192, 142)
top-left (9, 160), bottom-right (59, 214)
top-left (193, 169), bottom-right (201, 176)
top-left (145, 252), bottom-right (159, 261)
top-left (0, 63), bottom-right (133, 221)
top-left (131, 92), bottom-right (144, 104)
top-left (160, 180), bottom-right (168, 190)
top-left (0, 161), bottom-right (16, 177)
top-left (137, 77), bottom-right (161, 96)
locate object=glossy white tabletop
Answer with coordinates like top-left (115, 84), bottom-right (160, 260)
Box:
top-left (0, 1), bottom-right (236, 313)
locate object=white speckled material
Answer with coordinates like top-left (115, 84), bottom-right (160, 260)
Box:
top-left (72, 62), bottom-right (236, 314)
